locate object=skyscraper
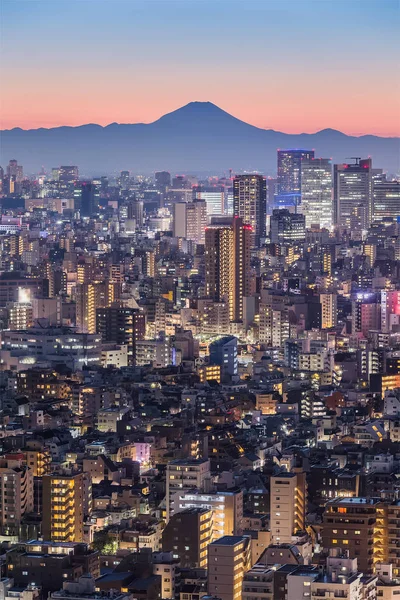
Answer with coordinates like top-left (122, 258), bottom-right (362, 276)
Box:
top-left (277, 149), bottom-right (314, 195)
top-left (334, 158), bottom-right (373, 234)
top-left (372, 177), bottom-right (400, 221)
top-left (155, 171), bottom-right (171, 191)
top-left (59, 166), bottom-right (79, 182)
top-left (301, 158), bottom-right (333, 229)
top-left (205, 217), bottom-right (252, 323)
top-left (270, 209), bottom-right (306, 243)
top-left (75, 182), bottom-right (100, 217)
top-left (233, 174), bottom-right (266, 246)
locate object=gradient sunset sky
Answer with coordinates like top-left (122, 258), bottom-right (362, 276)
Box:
top-left (1, 0), bottom-right (399, 136)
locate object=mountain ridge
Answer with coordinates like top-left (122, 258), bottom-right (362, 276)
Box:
top-left (1, 102), bottom-right (399, 174)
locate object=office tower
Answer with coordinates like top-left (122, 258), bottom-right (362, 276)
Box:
top-left (205, 218), bottom-right (252, 323)
top-left (127, 199), bottom-right (144, 227)
top-left (352, 293), bottom-right (381, 337)
top-left (207, 536), bottom-right (251, 600)
top-left (174, 489), bottom-right (243, 540)
top-left (155, 170), bottom-right (171, 191)
top-left (233, 174), bottom-right (266, 246)
top-left (0, 459), bottom-right (33, 535)
top-left (186, 199), bottom-right (207, 244)
top-left (301, 158), bottom-right (333, 229)
top-left (7, 158), bottom-right (23, 182)
top-left (270, 472), bottom-right (307, 543)
top-left (59, 166), bottom-right (79, 182)
top-left (193, 185), bottom-right (225, 215)
top-left (162, 507), bottom-right (213, 568)
top-left (320, 293), bottom-right (337, 329)
top-left (266, 177), bottom-right (278, 215)
top-left (76, 182), bottom-right (99, 217)
top-left (172, 202), bottom-right (187, 238)
top-left (165, 458), bottom-right (210, 522)
top-left (42, 473), bottom-right (91, 542)
top-left (334, 158), bottom-right (373, 233)
top-left (51, 168), bottom-right (60, 181)
top-left (381, 290), bottom-right (400, 333)
top-left (118, 170), bottom-right (130, 189)
top-left (172, 175), bottom-right (189, 189)
top-left (209, 335), bottom-right (238, 379)
top-left (270, 209), bottom-right (306, 243)
top-left (96, 304), bottom-right (145, 365)
top-left (372, 178), bottom-right (400, 221)
top-left (277, 149), bottom-right (314, 195)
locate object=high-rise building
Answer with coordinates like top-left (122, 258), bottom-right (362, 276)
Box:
top-left (172, 202), bottom-right (187, 238)
top-left (233, 174), bottom-right (266, 246)
top-left (42, 473), bottom-right (91, 542)
top-left (270, 471), bottom-right (307, 544)
top-left (76, 281), bottom-right (118, 333)
top-left (165, 458), bottom-right (210, 522)
top-left (381, 290), bottom-right (400, 333)
top-left (7, 159), bottom-right (23, 183)
top-left (334, 158), bottom-right (373, 233)
top-left (194, 186), bottom-right (225, 216)
top-left (352, 293), bottom-right (381, 337)
top-left (277, 149), bottom-right (314, 195)
top-left (118, 170), bottom-right (130, 190)
top-left (372, 178), bottom-right (400, 221)
top-left (0, 458), bottom-right (33, 535)
top-left (205, 218), bottom-right (252, 323)
top-left (96, 304), bottom-right (146, 365)
top-left (301, 158), bottom-right (333, 229)
top-left (162, 507), bottom-right (213, 568)
top-left (75, 182), bottom-right (99, 217)
top-left (155, 171), bottom-right (171, 191)
top-left (320, 293), bottom-right (337, 329)
top-left (270, 209), bottom-right (306, 244)
top-left (207, 535), bottom-right (251, 600)
top-left (59, 166), bottom-right (79, 182)
top-left (186, 199), bottom-right (207, 244)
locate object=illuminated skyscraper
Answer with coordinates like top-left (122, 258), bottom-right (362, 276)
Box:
top-left (334, 158), bottom-right (373, 233)
top-left (372, 177), bottom-right (400, 221)
top-left (301, 158), bottom-right (333, 229)
top-left (233, 174), bottom-right (266, 246)
top-left (205, 217), bottom-right (252, 322)
top-left (277, 149), bottom-right (314, 195)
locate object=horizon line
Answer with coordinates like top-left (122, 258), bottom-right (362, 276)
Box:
top-left (1, 101), bottom-right (399, 139)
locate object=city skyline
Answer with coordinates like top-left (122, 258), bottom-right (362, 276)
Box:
top-left (1, 0), bottom-right (399, 136)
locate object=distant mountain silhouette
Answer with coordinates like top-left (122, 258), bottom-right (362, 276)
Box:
top-left (1, 102), bottom-right (399, 175)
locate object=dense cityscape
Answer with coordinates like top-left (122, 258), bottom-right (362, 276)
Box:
top-left (0, 145), bottom-right (398, 600)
